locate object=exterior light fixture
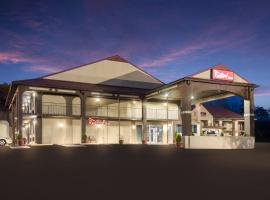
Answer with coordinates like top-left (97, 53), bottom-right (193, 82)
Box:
top-left (164, 93), bottom-right (169, 98)
top-left (95, 98), bottom-right (100, 102)
top-left (58, 123), bottom-right (64, 128)
top-left (132, 100), bottom-right (137, 104)
top-left (191, 96), bottom-right (194, 100)
top-left (33, 119), bottom-right (37, 125)
top-left (132, 125), bottom-right (136, 129)
top-left (97, 124), bottom-right (102, 128)
top-left (163, 103), bottom-right (167, 106)
top-left (33, 92), bottom-right (36, 97)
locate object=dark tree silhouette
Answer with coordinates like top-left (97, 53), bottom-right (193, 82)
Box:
top-left (0, 83), bottom-right (10, 111)
top-left (255, 106), bottom-right (269, 121)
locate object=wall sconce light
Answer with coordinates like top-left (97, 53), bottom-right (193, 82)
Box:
top-left (58, 123), bottom-right (64, 128)
top-left (97, 124), bottom-right (102, 128)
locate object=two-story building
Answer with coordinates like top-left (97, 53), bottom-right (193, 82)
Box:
top-left (5, 55), bottom-right (258, 149)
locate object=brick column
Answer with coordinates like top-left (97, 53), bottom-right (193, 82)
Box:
top-left (181, 97), bottom-right (192, 136)
top-left (35, 92), bottom-right (43, 144)
top-left (80, 93), bottom-right (87, 143)
top-left (142, 99), bottom-right (147, 143)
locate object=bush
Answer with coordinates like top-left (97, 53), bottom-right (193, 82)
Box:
top-left (175, 134), bottom-right (181, 143)
top-left (17, 134), bottom-right (22, 140)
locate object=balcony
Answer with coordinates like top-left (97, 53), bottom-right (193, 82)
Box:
top-left (146, 109), bottom-right (178, 120)
top-left (42, 102), bottom-right (81, 116)
top-left (87, 106), bottom-right (178, 120)
top-left (87, 106), bottom-right (142, 119)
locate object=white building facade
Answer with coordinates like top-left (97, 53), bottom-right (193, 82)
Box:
top-left (5, 55), bottom-right (257, 149)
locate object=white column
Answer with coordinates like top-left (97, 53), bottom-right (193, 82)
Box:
top-left (244, 99), bottom-right (251, 136)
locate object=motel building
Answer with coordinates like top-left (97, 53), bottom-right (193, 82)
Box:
top-left (5, 55), bottom-right (258, 149)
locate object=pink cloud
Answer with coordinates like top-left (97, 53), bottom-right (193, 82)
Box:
top-left (0, 52), bottom-right (31, 63)
top-left (25, 65), bottom-right (62, 73)
top-left (255, 88), bottom-right (270, 97)
top-left (139, 22), bottom-right (256, 68)
top-left (0, 51), bottom-right (63, 74)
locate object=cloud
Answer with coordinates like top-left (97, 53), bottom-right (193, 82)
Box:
top-left (0, 52), bottom-right (31, 63)
top-left (138, 20), bottom-right (257, 68)
top-left (25, 65), bottom-right (62, 73)
top-left (0, 51), bottom-right (64, 74)
top-left (255, 87), bottom-right (270, 97)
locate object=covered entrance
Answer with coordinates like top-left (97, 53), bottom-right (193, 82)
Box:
top-left (143, 64), bottom-right (258, 149)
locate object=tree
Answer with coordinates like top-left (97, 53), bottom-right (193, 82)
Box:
top-left (255, 106), bottom-right (269, 121)
top-left (0, 83), bottom-right (10, 111)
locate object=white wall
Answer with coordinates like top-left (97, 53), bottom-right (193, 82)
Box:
top-left (0, 120), bottom-right (9, 138)
top-left (146, 102), bottom-right (178, 120)
top-left (42, 95), bottom-right (66, 115)
top-left (42, 118), bottom-right (81, 144)
top-left (44, 60), bottom-right (163, 89)
top-left (184, 136), bottom-right (255, 149)
top-left (86, 121), bottom-right (136, 144)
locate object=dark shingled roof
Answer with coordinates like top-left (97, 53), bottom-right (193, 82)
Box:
top-left (5, 78), bottom-right (151, 106)
top-left (204, 105), bottom-right (243, 119)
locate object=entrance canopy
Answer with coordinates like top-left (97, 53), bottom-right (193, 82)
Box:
top-left (145, 64), bottom-right (258, 137)
top-left (145, 64), bottom-right (258, 101)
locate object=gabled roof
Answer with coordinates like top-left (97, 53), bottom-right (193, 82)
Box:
top-left (203, 105), bottom-right (243, 119)
top-left (188, 64), bottom-right (250, 83)
top-left (40, 55), bottom-right (164, 89)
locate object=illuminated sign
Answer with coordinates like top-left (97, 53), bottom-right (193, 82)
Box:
top-left (212, 69), bottom-right (234, 81)
top-left (88, 118), bottom-right (106, 125)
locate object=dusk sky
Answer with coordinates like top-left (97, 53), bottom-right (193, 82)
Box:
top-left (0, 0), bottom-right (270, 107)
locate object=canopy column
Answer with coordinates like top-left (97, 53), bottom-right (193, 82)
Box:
top-left (181, 97), bottom-right (192, 136)
top-left (244, 89), bottom-right (255, 136)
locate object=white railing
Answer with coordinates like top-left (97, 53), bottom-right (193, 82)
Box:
top-left (87, 106), bottom-right (142, 119)
top-left (42, 102), bottom-right (81, 116)
top-left (147, 109), bottom-right (178, 120)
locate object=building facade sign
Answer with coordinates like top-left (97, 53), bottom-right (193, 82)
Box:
top-left (88, 118), bottom-right (106, 125)
top-left (212, 69), bottom-right (234, 81)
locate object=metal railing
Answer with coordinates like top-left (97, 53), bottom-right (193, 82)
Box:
top-left (42, 102), bottom-right (81, 116)
top-left (146, 109), bottom-right (178, 120)
top-left (41, 103), bottom-right (178, 120)
top-left (87, 106), bottom-right (142, 119)
top-left (87, 106), bottom-right (178, 120)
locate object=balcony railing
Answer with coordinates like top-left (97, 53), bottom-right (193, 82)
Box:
top-left (87, 106), bottom-right (178, 120)
top-left (87, 106), bottom-right (142, 119)
top-left (40, 103), bottom-right (178, 120)
top-left (147, 109), bottom-right (178, 120)
top-left (42, 102), bottom-right (81, 116)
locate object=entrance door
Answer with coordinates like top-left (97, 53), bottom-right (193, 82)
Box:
top-left (148, 127), bottom-right (157, 143)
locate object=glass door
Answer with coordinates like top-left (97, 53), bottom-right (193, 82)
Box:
top-left (148, 127), bottom-right (157, 143)
top-left (147, 125), bottom-right (163, 144)
top-left (136, 125), bottom-right (142, 144)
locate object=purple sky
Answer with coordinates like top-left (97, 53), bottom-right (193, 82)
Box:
top-left (0, 0), bottom-right (270, 107)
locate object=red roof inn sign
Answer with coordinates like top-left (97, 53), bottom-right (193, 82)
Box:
top-left (88, 118), bottom-right (106, 125)
top-left (212, 69), bottom-right (234, 81)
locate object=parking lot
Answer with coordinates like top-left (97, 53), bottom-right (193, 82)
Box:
top-left (0, 143), bottom-right (270, 200)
